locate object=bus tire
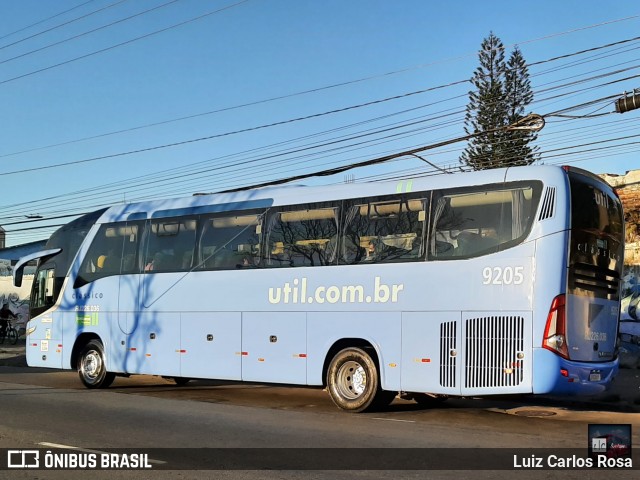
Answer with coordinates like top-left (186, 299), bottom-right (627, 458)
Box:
top-left (327, 347), bottom-right (385, 412)
top-left (77, 340), bottom-right (115, 389)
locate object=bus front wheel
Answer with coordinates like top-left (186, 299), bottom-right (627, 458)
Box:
top-left (77, 340), bottom-right (115, 389)
top-left (327, 347), bottom-right (389, 412)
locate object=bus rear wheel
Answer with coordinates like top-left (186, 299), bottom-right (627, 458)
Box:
top-left (327, 347), bottom-right (390, 412)
top-left (77, 340), bottom-right (115, 389)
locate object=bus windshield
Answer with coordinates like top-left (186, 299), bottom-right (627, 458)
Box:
top-left (30, 208), bottom-right (107, 317)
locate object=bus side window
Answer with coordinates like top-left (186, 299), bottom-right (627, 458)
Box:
top-left (265, 206), bottom-right (338, 267)
top-left (143, 219), bottom-right (197, 273)
top-left (120, 222), bottom-right (141, 274)
top-left (75, 223), bottom-right (132, 288)
top-left (199, 213), bottom-right (262, 270)
top-left (430, 184), bottom-right (538, 260)
top-left (346, 196), bottom-right (427, 264)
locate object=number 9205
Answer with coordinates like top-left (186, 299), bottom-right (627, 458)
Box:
top-left (482, 266), bottom-right (524, 285)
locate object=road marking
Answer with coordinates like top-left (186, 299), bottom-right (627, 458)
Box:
top-left (370, 418), bottom-right (415, 423)
top-left (38, 442), bottom-right (166, 464)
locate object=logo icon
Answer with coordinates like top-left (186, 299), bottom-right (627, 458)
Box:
top-left (591, 437), bottom-right (607, 453)
top-left (7, 450), bottom-right (40, 468)
top-left (588, 424), bottom-right (632, 459)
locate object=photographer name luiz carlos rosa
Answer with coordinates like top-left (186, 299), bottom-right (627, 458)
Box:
top-left (513, 454), bottom-right (632, 469)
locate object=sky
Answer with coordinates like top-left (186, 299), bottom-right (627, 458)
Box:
top-left (1, 0), bottom-right (640, 246)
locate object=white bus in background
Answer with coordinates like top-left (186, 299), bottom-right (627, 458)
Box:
top-left (14, 165), bottom-right (623, 412)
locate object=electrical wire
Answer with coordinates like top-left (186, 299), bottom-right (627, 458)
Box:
top-left (0, 0), bottom-right (98, 42)
top-left (4, 25), bottom-right (640, 237)
top-left (0, 0), bottom-right (127, 50)
top-left (0, 0), bottom-right (181, 67)
top-left (0, 0), bottom-right (251, 86)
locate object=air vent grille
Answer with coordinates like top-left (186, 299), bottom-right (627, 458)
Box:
top-left (538, 186), bottom-right (556, 220)
top-left (464, 316), bottom-right (525, 389)
top-left (439, 321), bottom-right (457, 388)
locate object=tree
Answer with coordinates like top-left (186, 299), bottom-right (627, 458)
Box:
top-left (504, 46), bottom-right (538, 165)
top-left (460, 33), bottom-right (538, 170)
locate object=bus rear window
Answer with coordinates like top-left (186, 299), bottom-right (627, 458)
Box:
top-left (567, 170), bottom-right (624, 299)
top-left (568, 172), bottom-right (623, 237)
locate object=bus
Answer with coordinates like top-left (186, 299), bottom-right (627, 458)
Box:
top-left (13, 165), bottom-right (624, 412)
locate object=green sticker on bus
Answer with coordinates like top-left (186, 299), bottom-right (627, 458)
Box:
top-left (76, 312), bottom-right (99, 326)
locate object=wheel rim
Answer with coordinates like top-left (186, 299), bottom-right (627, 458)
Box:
top-left (335, 360), bottom-right (367, 400)
top-left (81, 349), bottom-right (102, 382)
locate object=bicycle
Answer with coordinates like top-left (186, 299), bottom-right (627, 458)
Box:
top-left (0, 320), bottom-right (19, 345)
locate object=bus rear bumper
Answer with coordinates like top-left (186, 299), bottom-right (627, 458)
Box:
top-left (532, 348), bottom-right (619, 396)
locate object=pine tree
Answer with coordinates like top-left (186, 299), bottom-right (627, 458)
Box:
top-left (460, 34), bottom-right (538, 170)
top-left (504, 46), bottom-right (538, 166)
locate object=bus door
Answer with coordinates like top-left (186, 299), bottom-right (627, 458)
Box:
top-left (112, 221), bottom-right (143, 372)
top-left (14, 249), bottom-right (63, 368)
top-left (120, 220), bottom-right (181, 377)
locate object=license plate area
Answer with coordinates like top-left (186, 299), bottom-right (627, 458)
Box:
top-left (589, 370), bottom-right (601, 382)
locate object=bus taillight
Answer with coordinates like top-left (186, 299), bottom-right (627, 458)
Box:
top-left (543, 294), bottom-right (569, 359)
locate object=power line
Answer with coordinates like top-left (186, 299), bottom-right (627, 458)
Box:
top-left (2, 63), bottom-right (635, 178)
top-left (0, 0), bottom-right (99, 42)
top-left (0, 0), bottom-right (181, 67)
top-left (3, 30), bottom-right (640, 226)
top-left (218, 114), bottom-right (545, 193)
top-left (6, 122), bottom-right (640, 232)
top-left (0, 73), bottom-right (633, 218)
top-left (0, 0), bottom-right (250, 86)
top-left (0, 0), bottom-right (128, 51)
top-left (0, 89), bottom-right (467, 176)
top-left (2, 27), bottom-right (639, 161)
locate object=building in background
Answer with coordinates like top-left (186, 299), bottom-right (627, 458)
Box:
top-left (600, 170), bottom-right (640, 293)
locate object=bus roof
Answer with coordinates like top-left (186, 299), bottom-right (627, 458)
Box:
top-left (97, 165), bottom-right (573, 223)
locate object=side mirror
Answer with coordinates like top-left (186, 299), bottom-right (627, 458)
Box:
top-left (12, 248), bottom-right (62, 288)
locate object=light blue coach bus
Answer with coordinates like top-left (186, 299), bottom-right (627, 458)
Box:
top-left (14, 165), bottom-right (624, 411)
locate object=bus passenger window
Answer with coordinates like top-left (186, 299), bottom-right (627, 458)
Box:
top-left (74, 222), bottom-right (141, 288)
top-left (199, 213), bottom-right (262, 270)
top-left (143, 219), bottom-right (197, 273)
top-left (430, 184), bottom-right (538, 260)
top-left (265, 207), bottom-right (338, 267)
top-left (346, 197), bottom-right (427, 264)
